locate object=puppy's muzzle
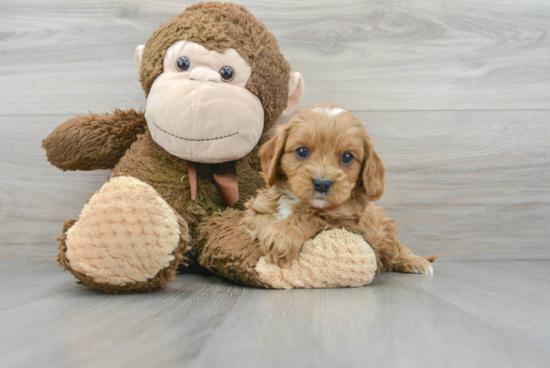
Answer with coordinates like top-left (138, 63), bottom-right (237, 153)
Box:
top-left (313, 178), bottom-right (333, 195)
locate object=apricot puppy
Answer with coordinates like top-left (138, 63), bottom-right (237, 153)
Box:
top-left (243, 104), bottom-right (436, 274)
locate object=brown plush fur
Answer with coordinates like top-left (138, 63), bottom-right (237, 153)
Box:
top-left (109, 129), bottom-right (265, 238)
top-left (42, 109), bottom-right (147, 171)
top-left (43, 2), bottom-right (291, 292)
top-left (244, 105), bottom-right (437, 273)
top-left (195, 209), bottom-right (268, 288)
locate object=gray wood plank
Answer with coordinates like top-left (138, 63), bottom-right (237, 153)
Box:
top-left (192, 263), bottom-right (550, 368)
top-left (2, 111), bottom-right (548, 260)
top-left (0, 114), bottom-right (110, 259)
top-left (399, 260), bottom-right (550, 351)
top-left (2, 1), bottom-right (549, 366)
top-left (0, 260), bottom-right (77, 312)
top-left (0, 260), bottom-right (548, 368)
top-left (0, 268), bottom-right (246, 368)
top-left (0, 0), bottom-right (549, 114)
top-left (361, 110), bottom-right (550, 260)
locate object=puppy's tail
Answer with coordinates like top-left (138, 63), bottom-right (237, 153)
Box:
top-left (425, 255), bottom-right (438, 263)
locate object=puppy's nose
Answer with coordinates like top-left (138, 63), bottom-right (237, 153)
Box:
top-left (313, 178), bottom-right (333, 194)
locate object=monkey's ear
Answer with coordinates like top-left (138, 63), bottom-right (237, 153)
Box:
top-left (282, 72), bottom-right (305, 116)
top-left (135, 45), bottom-right (145, 73)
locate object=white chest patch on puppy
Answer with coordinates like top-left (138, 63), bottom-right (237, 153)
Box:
top-left (276, 191), bottom-right (299, 220)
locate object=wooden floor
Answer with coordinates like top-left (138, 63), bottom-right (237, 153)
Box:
top-left (0, 260), bottom-right (548, 368)
top-left (1, 0), bottom-right (550, 367)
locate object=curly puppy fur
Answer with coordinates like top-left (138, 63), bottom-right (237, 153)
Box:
top-left (243, 105), bottom-right (437, 273)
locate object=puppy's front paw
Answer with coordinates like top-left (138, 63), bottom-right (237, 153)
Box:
top-left (260, 235), bottom-right (304, 267)
top-left (397, 255), bottom-right (434, 275)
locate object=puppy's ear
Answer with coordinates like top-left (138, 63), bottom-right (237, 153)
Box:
top-left (361, 133), bottom-right (385, 201)
top-left (260, 123), bottom-right (292, 187)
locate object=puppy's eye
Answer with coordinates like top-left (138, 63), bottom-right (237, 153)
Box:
top-left (177, 56), bottom-right (191, 71)
top-left (341, 152), bottom-right (354, 165)
top-left (219, 66), bottom-right (235, 82)
top-left (296, 147), bottom-right (309, 159)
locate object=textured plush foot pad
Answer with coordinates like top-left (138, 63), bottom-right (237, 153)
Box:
top-left (62, 176), bottom-right (188, 290)
top-left (255, 229), bottom-right (377, 289)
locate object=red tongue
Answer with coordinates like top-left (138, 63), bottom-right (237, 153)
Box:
top-left (186, 161), bottom-right (239, 207)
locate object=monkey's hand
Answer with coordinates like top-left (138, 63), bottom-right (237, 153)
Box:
top-left (42, 109), bottom-right (147, 171)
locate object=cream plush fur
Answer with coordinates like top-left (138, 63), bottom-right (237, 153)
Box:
top-left (255, 229), bottom-right (377, 289)
top-left (65, 177), bottom-right (182, 285)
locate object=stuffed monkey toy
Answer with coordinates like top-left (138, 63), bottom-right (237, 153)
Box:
top-left (43, 2), bottom-right (377, 293)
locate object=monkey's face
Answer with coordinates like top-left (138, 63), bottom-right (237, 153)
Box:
top-left (142, 41), bottom-right (264, 163)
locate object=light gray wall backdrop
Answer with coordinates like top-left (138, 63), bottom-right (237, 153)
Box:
top-left (1, 0), bottom-right (549, 261)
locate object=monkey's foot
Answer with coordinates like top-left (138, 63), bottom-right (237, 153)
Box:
top-left (57, 176), bottom-right (189, 293)
top-left (255, 229), bottom-right (377, 289)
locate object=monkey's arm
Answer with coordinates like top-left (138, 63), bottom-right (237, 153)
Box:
top-left (42, 109), bottom-right (147, 171)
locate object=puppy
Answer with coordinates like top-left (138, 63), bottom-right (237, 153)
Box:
top-left (243, 104), bottom-right (436, 274)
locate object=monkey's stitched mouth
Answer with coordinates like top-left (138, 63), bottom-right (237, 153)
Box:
top-left (152, 121), bottom-right (239, 141)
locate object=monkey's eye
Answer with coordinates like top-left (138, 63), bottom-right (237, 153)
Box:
top-left (219, 66), bottom-right (235, 82)
top-left (341, 152), bottom-right (354, 165)
top-left (296, 147), bottom-right (309, 160)
top-left (177, 56), bottom-right (191, 71)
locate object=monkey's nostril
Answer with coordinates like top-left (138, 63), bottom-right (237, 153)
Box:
top-left (312, 178), bottom-right (333, 194)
